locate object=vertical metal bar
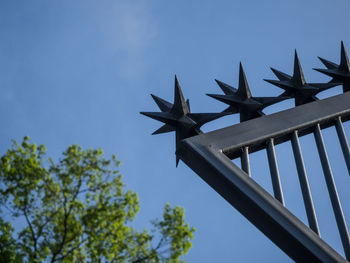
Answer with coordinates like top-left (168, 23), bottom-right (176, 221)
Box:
top-left (314, 124), bottom-right (350, 260)
top-left (240, 146), bottom-right (251, 177)
top-left (266, 138), bottom-right (285, 205)
top-left (335, 117), bottom-right (350, 176)
top-left (291, 131), bottom-right (320, 235)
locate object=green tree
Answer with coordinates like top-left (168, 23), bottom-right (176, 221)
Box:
top-left (0, 137), bottom-right (194, 263)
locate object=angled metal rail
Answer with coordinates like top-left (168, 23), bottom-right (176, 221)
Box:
top-left (177, 92), bottom-right (350, 263)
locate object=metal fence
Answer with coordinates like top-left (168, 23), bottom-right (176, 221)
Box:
top-left (142, 43), bottom-right (350, 262)
top-left (177, 92), bottom-right (350, 262)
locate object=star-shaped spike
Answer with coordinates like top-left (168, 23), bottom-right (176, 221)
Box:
top-left (141, 75), bottom-right (229, 166)
top-left (215, 79), bottom-right (237, 95)
top-left (264, 50), bottom-right (339, 106)
top-left (207, 63), bottom-right (289, 122)
top-left (314, 41), bottom-right (350, 92)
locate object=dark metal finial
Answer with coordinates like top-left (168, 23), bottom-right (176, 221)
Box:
top-left (207, 63), bottom-right (289, 122)
top-left (141, 76), bottom-right (229, 166)
top-left (265, 50), bottom-right (339, 106)
top-left (314, 41), bottom-right (350, 92)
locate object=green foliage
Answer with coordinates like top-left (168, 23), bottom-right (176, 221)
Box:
top-left (0, 137), bottom-right (195, 262)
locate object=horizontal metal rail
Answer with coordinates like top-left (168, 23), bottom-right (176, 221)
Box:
top-left (177, 92), bottom-right (350, 263)
top-left (195, 92), bottom-right (350, 159)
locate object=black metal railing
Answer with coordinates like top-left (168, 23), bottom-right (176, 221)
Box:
top-left (177, 92), bottom-right (350, 262)
top-left (229, 105), bottom-right (350, 259)
top-left (142, 43), bottom-right (350, 262)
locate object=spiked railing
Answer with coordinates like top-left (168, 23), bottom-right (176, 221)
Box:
top-left (141, 42), bottom-right (350, 262)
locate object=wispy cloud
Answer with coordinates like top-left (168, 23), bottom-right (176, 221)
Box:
top-left (96, 1), bottom-right (157, 53)
top-left (95, 1), bottom-right (157, 79)
top-left (119, 4), bottom-right (157, 51)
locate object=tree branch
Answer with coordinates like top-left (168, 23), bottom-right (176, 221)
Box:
top-left (50, 177), bottom-right (82, 263)
top-left (23, 207), bottom-right (39, 262)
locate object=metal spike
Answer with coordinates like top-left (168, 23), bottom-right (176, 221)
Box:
top-left (340, 41), bottom-right (350, 72)
top-left (209, 63), bottom-right (290, 122)
top-left (293, 50), bottom-right (306, 86)
top-left (313, 68), bottom-right (338, 78)
top-left (141, 76), bottom-right (228, 166)
top-left (314, 42), bottom-right (350, 93)
top-left (264, 79), bottom-right (294, 90)
top-left (270, 67), bottom-right (292, 81)
top-left (151, 94), bottom-right (173, 112)
top-left (317, 57), bottom-right (338, 70)
top-left (152, 124), bottom-right (176, 135)
top-left (140, 112), bottom-right (177, 125)
top-left (266, 50), bottom-right (337, 107)
top-left (172, 75), bottom-right (189, 115)
top-left (215, 79), bottom-right (237, 95)
top-left (207, 93), bottom-right (241, 104)
top-left (237, 62), bottom-right (252, 99)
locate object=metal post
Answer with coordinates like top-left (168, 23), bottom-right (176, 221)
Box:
top-left (314, 124), bottom-right (350, 260)
top-left (291, 131), bottom-right (320, 235)
top-left (335, 117), bottom-right (350, 176)
top-left (266, 138), bottom-right (285, 205)
top-left (241, 146), bottom-right (251, 177)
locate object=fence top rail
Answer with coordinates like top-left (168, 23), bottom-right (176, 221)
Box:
top-left (181, 92), bottom-right (350, 159)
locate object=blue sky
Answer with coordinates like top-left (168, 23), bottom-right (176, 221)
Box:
top-left (1, 1), bottom-right (350, 262)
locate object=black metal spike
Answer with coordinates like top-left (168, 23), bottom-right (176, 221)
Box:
top-left (264, 79), bottom-right (294, 90)
top-left (215, 79), bottom-right (237, 95)
top-left (151, 94), bottom-right (173, 112)
top-left (140, 111), bottom-right (177, 125)
top-left (141, 76), bottom-right (229, 166)
top-left (171, 75), bottom-right (189, 116)
top-left (208, 63), bottom-right (289, 122)
top-left (313, 41), bottom-right (350, 93)
top-left (152, 124), bottom-right (175, 135)
top-left (293, 50), bottom-right (306, 87)
top-left (317, 57), bottom-right (338, 70)
top-left (206, 93), bottom-right (239, 104)
top-left (266, 50), bottom-right (339, 106)
top-left (237, 62), bottom-right (252, 99)
top-left (270, 67), bottom-right (292, 81)
top-left (340, 41), bottom-right (350, 72)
